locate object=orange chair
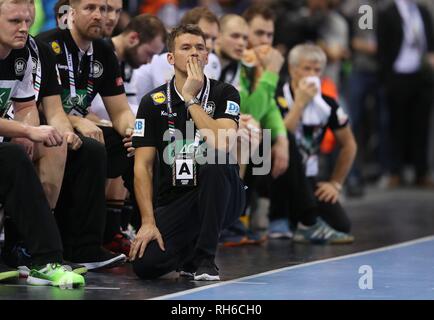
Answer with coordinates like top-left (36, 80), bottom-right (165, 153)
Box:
top-left (320, 77), bottom-right (338, 154)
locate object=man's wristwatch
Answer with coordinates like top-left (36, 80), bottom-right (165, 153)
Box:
top-left (185, 97), bottom-right (200, 109)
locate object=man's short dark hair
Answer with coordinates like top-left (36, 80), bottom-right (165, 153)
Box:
top-left (123, 14), bottom-right (167, 45)
top-left (180, 7), bottom-right (219, 29)
top-left (167, 24), bottom-right (206, 52)
top-left (242, 4), bottom-right (275, 23)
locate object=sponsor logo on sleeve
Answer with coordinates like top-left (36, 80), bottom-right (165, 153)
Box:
top-left (225, 100), bottom-right (240, 116)
top-left (151, 91), bottom-right (166, 105)
top-left (133, 119), bottom-right (145, 137)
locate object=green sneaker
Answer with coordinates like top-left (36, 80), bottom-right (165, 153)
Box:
top-left (64, 262), bottom-right (88, 276)
top-left (19, 262), bottom-right (87, 278)
top-left (27, 263), bottom-right (85, 288)
top-left (293, 218), bottom-right (355, 244)
top-left (0, 265), bottom-right (19, 282)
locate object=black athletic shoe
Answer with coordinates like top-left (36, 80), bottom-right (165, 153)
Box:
top-left (0, 264), bottom-right (19, 282)
top-left (1, 243), bottom-right (32, 268)
top-left (194, 257), bottom-right (220, 281)
top-left (178, 260), bottom-right (196, 278)
top-left (68, 247), bottom-right (126, 271)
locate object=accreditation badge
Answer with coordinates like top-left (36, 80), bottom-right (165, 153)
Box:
top-left (172, 152), bottom-right (197, 187)
top-left (169, 139), bottom-right (198, 187)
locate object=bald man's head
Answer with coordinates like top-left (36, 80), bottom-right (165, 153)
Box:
top-left (219, 14), bottom-right (247, 33)
top-left (216, 14), bottom-right (248, 61)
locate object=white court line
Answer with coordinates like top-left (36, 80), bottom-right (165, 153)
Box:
top-left (152, 235), bottom-right (434, 300)
top-left (231, 281), bottom-right (268, 285)
top-left (85, 286), bottom-right (120, 290)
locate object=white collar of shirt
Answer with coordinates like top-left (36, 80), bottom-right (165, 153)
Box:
top-left (77, 42), bottom-right (94, 61)
top-left (80, 42), bottom-right (94, 56)
top-left (173, 77), bottom-right (205, 102)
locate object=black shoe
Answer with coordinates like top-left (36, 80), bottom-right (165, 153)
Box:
top-left (178, 260), bottom-right (196, 278)
top-left (1, 243), bottom-right (32, 268)
top-left (0, 264), bottom-right (19, 282)
top-left (67, 246), bottom-right (126, 271)
top-left (194, 257), bottom-right (220, 281)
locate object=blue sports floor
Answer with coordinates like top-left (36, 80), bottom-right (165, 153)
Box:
top-left (157, 236), bottom-right (434, 300)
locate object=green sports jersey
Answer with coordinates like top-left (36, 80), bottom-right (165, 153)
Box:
top-left (239, 64), bottom-right (286, 140)
top-left (260, 101), bottom-right (287, 140)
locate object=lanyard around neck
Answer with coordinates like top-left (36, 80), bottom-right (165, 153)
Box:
top-left (166, 76), bottom-right (210, 149)
top-left (64, 43), bottom-right (94, 101)
top-left (28, 37), bottom-right (42, 102)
